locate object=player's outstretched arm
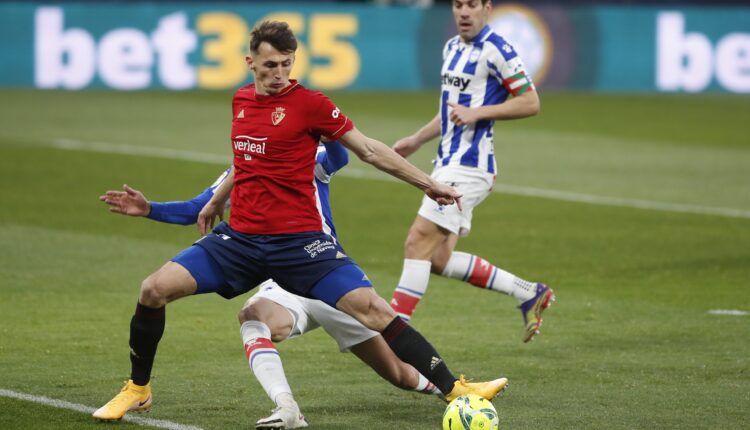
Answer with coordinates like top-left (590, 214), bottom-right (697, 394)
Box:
top-left (338, 127), bottom-right (462, 208)
top-left (393, 114), bottom-right (441, 158)
top-left (146, 189), bottom-right (214, 225)
top-left (100, 168), bottom-right (231, 225)
top-left (99, 185), bottom-right (213, 225)
top-left (198, 166), bottom-right (235, 235)
top-left (99, 185), bottom-right (151, 217)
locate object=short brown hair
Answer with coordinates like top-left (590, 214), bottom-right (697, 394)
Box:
top-left (249, 21), bottom-right (298, 54)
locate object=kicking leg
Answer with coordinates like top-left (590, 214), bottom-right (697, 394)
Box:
top-left (337, 287), bottom-right (505, 401)
top-left (350, 336), bottom-right (439, 396)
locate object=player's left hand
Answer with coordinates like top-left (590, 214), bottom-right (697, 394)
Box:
top-left (197, 200), bottom-right (225, 236)
top-left (447, 101), bottom-right (480, 126)
top-left (99, 184), bottom-right (150, 217)
top-left (425, 181), bottom-right (463, 211)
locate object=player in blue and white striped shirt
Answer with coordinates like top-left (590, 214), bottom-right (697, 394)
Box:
top-left (390, 0), bottom-right (554, 343)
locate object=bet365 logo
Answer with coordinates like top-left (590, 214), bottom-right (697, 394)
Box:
top-left (34, 7), bottom-right (361, 91)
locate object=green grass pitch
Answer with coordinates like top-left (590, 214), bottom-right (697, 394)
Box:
top-left (0, 89), bottom-right (749, 429)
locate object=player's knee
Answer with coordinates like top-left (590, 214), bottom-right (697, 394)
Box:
top-left (237, 300), bottom-right (263, 324)
top-left (339, 290), bottom-right (393, 331)
top-left (367, 296), bottom-right (397, 330)
top-left (139, 273), bottom-right (167, 307)
top-left (238, 300), bottom-right (291, 342)
top-left (238, 298), bottom-right (275, 324)
top-left (139, 265), bottom-right (193, 307)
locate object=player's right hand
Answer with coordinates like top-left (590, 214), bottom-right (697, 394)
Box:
top-left (197, 200), bottom-right (224, 236)
top-left (425, 181), bottom-right (463, 211)
top-left (99, 184), bottom-right (150, 217)
top-left (392, 136), bottom-right (421, 158)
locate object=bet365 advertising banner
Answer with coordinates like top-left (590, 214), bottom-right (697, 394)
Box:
top-left (1, 3), bottom-right (428, 91)
top-left (1, 3), bottom-right (748, 93)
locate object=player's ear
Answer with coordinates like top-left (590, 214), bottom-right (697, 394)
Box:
top-left (245, 55), bottom-right (255, 71)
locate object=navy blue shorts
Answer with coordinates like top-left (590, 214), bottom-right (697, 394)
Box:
top-left (171, 245), bottom-right (234, 296)
top-left (175, 221), bottom-right (370, 304)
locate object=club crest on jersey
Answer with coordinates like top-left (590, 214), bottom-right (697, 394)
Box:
top-left (469, 47), bottom-right (481, 63)
top-left (271, 107), bottom-right (286, 126)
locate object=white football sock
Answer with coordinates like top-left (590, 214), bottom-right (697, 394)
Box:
top-left (414, 372), bottom-right (441, 396)
top-left (241, 320), bottom-right (295, 407)
top-left (441, 251), bottom-right (536, 302)
top-left (390, 259), bottom-right (432, 321)
top-left (274, 392), bottom-right (299, 410)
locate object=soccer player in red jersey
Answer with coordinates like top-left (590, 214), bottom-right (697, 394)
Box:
top-left (99, 144), bottom-right (442, 428)
top-left (94, 21), bottom-right (506, 425)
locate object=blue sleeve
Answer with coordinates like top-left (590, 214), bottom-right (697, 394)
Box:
top-left (146, 187), bottom-right (214, 225)
top-left (319, 141), bottom-right (349, 175)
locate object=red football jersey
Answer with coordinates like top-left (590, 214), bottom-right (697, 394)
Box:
top-left (228, 80), bottom-right (353, 234)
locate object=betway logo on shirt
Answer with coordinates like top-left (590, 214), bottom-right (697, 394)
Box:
top-left (233, 136), bottom-right (267, 161)
top-left (442, 73), bottom-right (471, 91)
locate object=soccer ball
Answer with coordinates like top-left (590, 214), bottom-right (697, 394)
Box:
top-left (442, 394), bottom-right (499, 430)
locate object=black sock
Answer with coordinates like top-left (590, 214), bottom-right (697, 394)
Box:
top-left (129, 302), bottom-right (165, 386)
top-left (381, 317), bottom-right (456, 394)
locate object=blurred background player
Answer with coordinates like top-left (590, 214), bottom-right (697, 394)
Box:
top-left (100, 142), bottom-right (440, 429)
top-left (94, 20), bottom-right (506, 423)
top-left (389, 0), bottom-right (554, 342)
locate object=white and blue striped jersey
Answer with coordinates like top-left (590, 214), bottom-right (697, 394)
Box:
top-left (437, 25), bottom-right (535, 174)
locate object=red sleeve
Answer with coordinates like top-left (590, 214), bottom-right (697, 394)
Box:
top-left (308, 91), bottom-right (354, 140)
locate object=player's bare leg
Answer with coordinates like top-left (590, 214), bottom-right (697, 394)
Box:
top-left (437, 241), bottom-right (554, 342)
top-left (336, 288), bottom-right (395, 332)
top-left (238, 298), bottom-right (308, 429)
top-left (93, 262), bottom-right (197, 421)
top-left (337, 287), bottom-right (506, 401)
top-left (390, 216), bottom-right (450, 320)
top-left (350, 336), bottom-right (439, 396)
top-left (429, 231), bottom-right (459, 274)
top-left (392, 215), bottom-right (554, 341)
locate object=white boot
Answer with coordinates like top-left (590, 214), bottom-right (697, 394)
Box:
top-left (255, 405), bottom-right (309, 429)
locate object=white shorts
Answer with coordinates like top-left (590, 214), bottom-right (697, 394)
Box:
top-left (249, 280), bottom-right (379, 352)
top-left (417, 166), bottom-right (495, 237)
